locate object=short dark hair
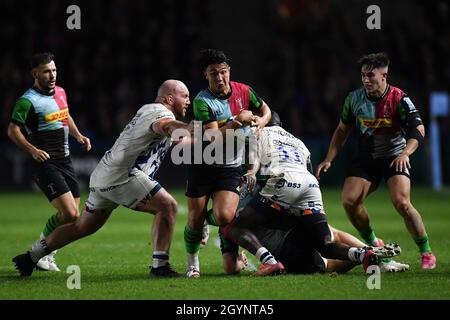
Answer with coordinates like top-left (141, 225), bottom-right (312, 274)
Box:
top-left (358, 52), bottom-right (389, 70)
top-left (199, 49), bottom-right (229, 71)
top-left (31, 52), bottom-right (55, 69)
top-left (267, 111), bottom-right (282, 127)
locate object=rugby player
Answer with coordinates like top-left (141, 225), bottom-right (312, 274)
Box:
top-left (184, 49), bottom-right (271, 277)
top-left (12, 80), bottom-right (192, 278)
top-left (315, 53), bottom-right (436, 269)
top-left (8, 52), bottom-right (91, 272)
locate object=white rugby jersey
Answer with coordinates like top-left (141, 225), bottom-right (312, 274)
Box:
top-left (256, 126), bottom-right (310, 176)
top-left (90, 103), bottom-right (175, 187)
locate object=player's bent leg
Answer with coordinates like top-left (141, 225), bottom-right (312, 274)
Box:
top-left (46, 207), bottom-right (112, 251)
top-left (387, 175), bottom-right (435, 269)
top-left (326, 259), bottom-right (358, 274)
top-left (36, 192), bottom-right (81, 272)
top-left (342, 177), bottom-right (383, 245)
top-left (342, 177), bottom-right (373, 230)
top-left (135, 188), bottom-right (177, 252)
top-left (387, 175), bottom-right (426, 238)
top-left (13, 208), bottom-right (111, 277)
top-left (51, 191), bottom-right (80, 223)
top-left (330, 225), bottom-right (367, 248)
top-left (211, 190), bottom-right (240, 226)
top-left (135, 188), bottom-right (179, 278)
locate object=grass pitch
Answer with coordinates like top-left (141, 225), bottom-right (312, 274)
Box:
top-left (0, 187), bottom-right (449, 300)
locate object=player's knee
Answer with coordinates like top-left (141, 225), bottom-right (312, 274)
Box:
top-left (59, 207), bottom-right (79, 223)
top-left (162, 198), bottom-right (178, 221)
top-left (342, 195), bottom-right (360, 212)
top-left (223, 264), bottom-right (239, 275)
top-left (214, 208), bottom-right (235, 226)
top-left (222, 254), bottom-right (240, 275)
top-left (392, 197), bottom-right (411, 216)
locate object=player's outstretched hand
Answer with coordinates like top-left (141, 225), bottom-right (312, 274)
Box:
top-left (78, 135), bottom-right (91, 152)
top-left (315, 160), bottom-right (331, 179)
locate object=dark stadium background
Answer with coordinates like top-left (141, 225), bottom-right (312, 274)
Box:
top-left (0, 0), bottom-right (448, 191)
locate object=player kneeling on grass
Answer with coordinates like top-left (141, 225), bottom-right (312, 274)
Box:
top-left (220, 112), bottom-right (404, 276)
top-left (12, 80), bottom-right (193, 278)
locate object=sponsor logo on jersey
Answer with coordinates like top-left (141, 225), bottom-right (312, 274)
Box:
top-left (358, 117), bottom-right (392, 128)
top-left (235, 98), bottom-right (243, 111)
top-left (45, 108), bottom-right (68, 123)
top-left (286, 182), bottom-right (301, 188)
top-left (274, 179), bottom-right (285, 189)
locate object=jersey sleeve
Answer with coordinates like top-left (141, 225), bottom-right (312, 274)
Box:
top-left (398, 95), bottom-right (423, 129)
top-left (248, 87), bottom-right (263, 112)
top-left (193, 98), bottom-right (216, 124)
top-left (10, 98), bottom-right (33, 126)
top-left (147, 106), bottom-right (176, 131)
top-left (340, 94), bottom-right (355, 125)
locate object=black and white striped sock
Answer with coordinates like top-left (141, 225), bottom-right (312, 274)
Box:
top-left (348, 248), bottom-right (366, 263)
top-left (29, 238), bottom-right (50, 263)
top-left (152, 251), bottom-right (169, 268)
top-left (256, 247), bottom-right (277, 265)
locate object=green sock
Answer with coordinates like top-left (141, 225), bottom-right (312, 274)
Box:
top-left (414, 234), bottom-right (432, 254)
top-left (42, 214), bottom-right (60, 237)
top-left (184, 225), bottom-right (202, 254)
top-left (205, 209), bottom-right (219, 227)
top-left (359, 226), bottom-right (377, 245)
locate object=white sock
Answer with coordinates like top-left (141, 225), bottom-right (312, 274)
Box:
top-left (152, 251), bottom-right (169, 268)
top-left (187, 252), bottom-right (200, 271)
top-left (29, 238), bottom-right (49, 263)
top-left (348, 248), bottom-right (366, 263)
top-left (256, 247), bottom-right (277, 265)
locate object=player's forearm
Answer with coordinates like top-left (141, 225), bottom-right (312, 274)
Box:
top-left (401, 124), bottom-right (425, 156)
top-left (325, 124), bottom-right (351, 162)
top-left (258, 103), bottom-right (271, 125)
top-left (68, 114), bottom-right (83, 139)
top-left (163, 120), bottom-right (190, 136)
top-left (401, 139), bottom-right (419, 157)
top-left (219, 118), bottom-right (243, 136)
top-left (8, 125), bottom-right (38, 155)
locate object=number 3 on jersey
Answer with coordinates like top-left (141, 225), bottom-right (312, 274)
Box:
top-left (276, 146), bottom-right (304, 164)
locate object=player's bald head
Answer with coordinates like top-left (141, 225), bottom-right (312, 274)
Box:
top-left (157, 79), bottom-right (188, 97)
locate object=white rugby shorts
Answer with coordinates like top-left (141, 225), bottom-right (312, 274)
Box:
top-left (87, 168), bottom-right (161, 211)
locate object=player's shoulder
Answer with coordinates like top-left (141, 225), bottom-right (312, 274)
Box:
top-left (193, 89), bottom-right (216, 109)
top-left (19, 88), bottom-right (40, 104)
top-left (230, 81), bottom-right (250, 91)
top-left (349, 86), bottom-right (366, 98)
top-left (194, 88), bottom-right (210, 100)
top-left (54, 86), bottom-right (66, 94)
top-left (139, 103), bottom-right (175, 118)
top-left (387, 85), bottom-right (406, 99)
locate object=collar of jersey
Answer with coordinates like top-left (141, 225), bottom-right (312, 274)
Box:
top-left (365, 84), bottom-right (390, 102)
top-left (32, 86), bottom-right (55, 96)
top-left (207, 85), bottom-right (232, 100)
